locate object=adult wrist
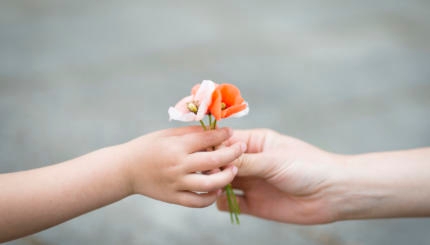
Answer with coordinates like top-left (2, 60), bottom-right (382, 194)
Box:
top-left (330, 153), bottom-right (400, 221)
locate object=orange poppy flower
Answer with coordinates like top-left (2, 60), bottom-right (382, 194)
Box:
top-left (209, 83), bottom-right (249, 121)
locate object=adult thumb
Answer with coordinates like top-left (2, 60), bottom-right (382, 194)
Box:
top-left (233, 153), bottom-right (267, 177)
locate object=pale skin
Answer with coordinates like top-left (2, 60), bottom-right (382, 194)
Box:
top-left (217, 129), bottom-right (430, 224)
top-left (0, 126), bottom-right (245, 242)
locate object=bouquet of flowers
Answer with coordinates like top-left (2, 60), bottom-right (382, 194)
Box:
top-left (168, 80), bottom-right (249, 224)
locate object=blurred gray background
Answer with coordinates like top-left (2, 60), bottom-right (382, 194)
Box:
top-left (1, 0), bottom-right (430, 244)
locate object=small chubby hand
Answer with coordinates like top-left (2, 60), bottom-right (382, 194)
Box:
top-left (122, 126), bottom-right (246, 208)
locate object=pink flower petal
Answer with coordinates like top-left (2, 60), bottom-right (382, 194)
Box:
top-left (168, 95), bottom-right (196, 121)
top-left (168, 80), bottom-right (216, 122)
top-left (174, 95), bottom-right (193, 114)
top-left (194, 80), bottom-right (216, 120)
top-left (168, 107), bottom-right (196, 121)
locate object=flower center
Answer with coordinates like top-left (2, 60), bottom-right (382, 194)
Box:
top-left (221, 102), bottom-right (227, 110)
top-left (187, 102), bottom-right (199, 114)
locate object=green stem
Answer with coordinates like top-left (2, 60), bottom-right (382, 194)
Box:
top-left (199, 120), bottom-right (207, 130)
top-left (208, 115), bottom-right (213, 129)
top-left (212, 119), bottom-right (217, 129)
top-left (225, 185), bottom-right (234, 224)
top-left (225, 184), bottom-right (240, 225)
top-left (202, 116), bottom-right (239, 224)
top-left (231, 187), bottom-right (240, 224)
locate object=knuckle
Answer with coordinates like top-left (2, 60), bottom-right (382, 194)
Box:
top-left (233, 143), bottom-right (243, 156)
top-left (235, 155), bottom-right (245, 169)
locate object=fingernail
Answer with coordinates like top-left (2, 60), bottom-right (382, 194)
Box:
top-left (240, 142), bottom-right (247, 152)
top-left (232, 166), bottom-right (238, 175)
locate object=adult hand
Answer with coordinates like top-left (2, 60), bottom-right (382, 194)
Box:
top-left (217, 129), bottom-right (430, 224)
top-left (217, 129), bottom-right (345, 224)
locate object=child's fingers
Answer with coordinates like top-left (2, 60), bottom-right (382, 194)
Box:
top-left (157, 126), bottom-right (204, 137)
top-left (186, 142), bottom-right (246, 172)
top-left (181, 127), bottom-right (233, 153)
top-left (202, 168), bottom-right (220, 175)
top-left (180, 165), bottom-right (238, 192)
top-left (176, 191), bottom-right (219, 208)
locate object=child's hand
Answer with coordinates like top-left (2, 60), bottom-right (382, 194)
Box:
top-left (121, 126), bottom-right (246, 208)
top-left (0, 126), bottom-right (244, 242)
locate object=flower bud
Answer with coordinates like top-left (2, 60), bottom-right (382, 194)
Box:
top-left (187, 102), bottom-right (199, 114)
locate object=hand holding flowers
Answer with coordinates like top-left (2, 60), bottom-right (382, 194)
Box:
top-left (123, 126), bottom-right (245, 208)
top-left (168, 80), bottom-right (249, 224)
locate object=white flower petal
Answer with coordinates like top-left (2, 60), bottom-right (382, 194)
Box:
top-left (195, 80), bottom-right (216, 120)
top-left (168, 107), bottom-right (196, 122)
top-left (230, 102), bottom-right (249, 118)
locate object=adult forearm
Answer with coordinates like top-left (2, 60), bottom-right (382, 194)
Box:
top-left (333, 147), bottom-right (430, 221)
top-left (0, 145), bottom-right (131, 242)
